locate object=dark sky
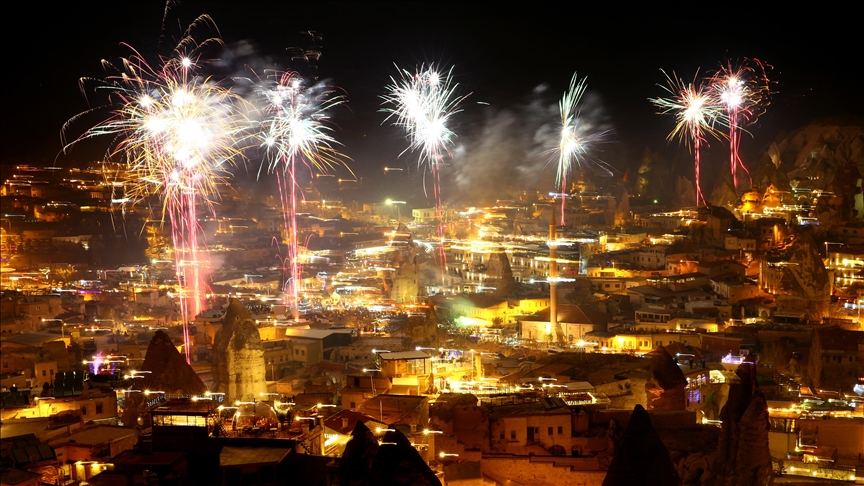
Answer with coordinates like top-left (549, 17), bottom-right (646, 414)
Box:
top-left (4, 3), bottom-right (861, 203)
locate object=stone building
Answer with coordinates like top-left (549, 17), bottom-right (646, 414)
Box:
top-left (211, 300), bottom-right (267, 403)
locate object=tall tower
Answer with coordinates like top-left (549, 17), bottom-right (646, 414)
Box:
top-left (549, 207), bottom-right (563, 344)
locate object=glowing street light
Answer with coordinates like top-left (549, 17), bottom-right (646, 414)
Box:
top-left (385, 199), bottom-right (406, 223)
top-left (42, 318), bottom-right (66, 338)
top-left (375, 427), bottom-right (395, 434)
top-left (422, 429), bottom-right (443, 435)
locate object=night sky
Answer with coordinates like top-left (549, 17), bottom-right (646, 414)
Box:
top-left (4, 3), bottom-right (861, 204)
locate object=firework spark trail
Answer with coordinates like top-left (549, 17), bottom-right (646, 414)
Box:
top-left (711, 59), bottom-right (771, 190)
top-left (553, 73), bottom-right (611, 225)
top-left (382, 65), bottom-right (468, 284)
top-left (252, 70), bottom-right (348, 320)
top-left (650, 70), bottom-right (726, 207)
top-left (62, 18), bottom-right (247, 363)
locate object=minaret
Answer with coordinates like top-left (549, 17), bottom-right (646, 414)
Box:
top-left (549, 206), bottom-right (560, 344)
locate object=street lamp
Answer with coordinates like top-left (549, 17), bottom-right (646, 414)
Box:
top-left (385, 199), bottom-right (406, 225)
top-left (42, 318), bottom-right (65, 339)
top-left (364, 368), bottom-right (382, 395)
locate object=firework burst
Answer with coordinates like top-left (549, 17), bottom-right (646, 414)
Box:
top-left (711, 59), bottom-right (771, 190)
top-left (381, 64), bottom-right (468, 281)
top-left (251, 70), bottom-right (348, 319)
top-left (553, 73), bottom-right (611, 224)
top-left (62, 16), bottom-right (247, 363)
top-left (650, 70), bottom-right (725, 207)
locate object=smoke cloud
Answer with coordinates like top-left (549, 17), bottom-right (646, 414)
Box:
top-left (443, 84), bottom-right (612, 206)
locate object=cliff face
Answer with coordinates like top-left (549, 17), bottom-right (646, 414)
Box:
top-left (753, 121), bottom-right (864, 225)
top-left (602, 404), bottom-right (679, 486)
top-left (645, 346), bottom-right (686, 411)
top-left (211, 299), bottom-right (267, 403)
top-left (771, 122), bottom-right (864, 190)
top-left (121, 331), bottom-right (206, 427)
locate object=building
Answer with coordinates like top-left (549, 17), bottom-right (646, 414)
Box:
top-left (377, 351), bottom-right (432, 395)
top-left (488, 398), bottom-right (574, 455)
top-left (519, 305), bottom-right (609, 345)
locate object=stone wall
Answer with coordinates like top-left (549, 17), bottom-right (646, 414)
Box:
top-left (480, 455), bottom-right (605, 486)
top-left (593, 378), bottom-right (646, 410)
top-left (590, 409), bottom-right (698, 430)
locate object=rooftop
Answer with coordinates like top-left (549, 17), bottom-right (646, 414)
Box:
top-left (49, 425), bottom-right (137, 447)
top-left (378, 350), bottom-right (431, 360)
top-left (219, 446), bottom-right (292, 467)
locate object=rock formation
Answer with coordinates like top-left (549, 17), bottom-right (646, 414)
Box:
top-left (485, 247), bottom-right (516, 297)
top-left (613, 186), bottom-right (630, 226)
top-left (211, 299), bottom-right (267, 403)
top-left (753, 120), bottom-right (864, 221)
top-left (676, 176), bottom-right (696, 208)
top-left (121, 331), bottom-right (206, 427)
top-left (775, 230), bottom-right (830, 321)
top-left (602, 404), bottom-right (679, 486)
top-left (710, 363), bottom-right (773, 486)
top-left (636, 148), bottom-right (671, 201)
top-left (823, 160), bottom-right (862, 223)
top-left (339, 421), bottom-right (441, 486)
top-left (338, 421), bottom-right (380, 486)
top-left (709, 167), bottom-right (740, 210)
top-left (645, 345), bottom-right (686, 411)
top-left (369, 428), bottom-right (442, 486)
top-left (389, 245), bottom-right (419, 304)
top-left (737, 189), bottom-right (761, 214)
top-left (772, 121), bottom-right (864, 190)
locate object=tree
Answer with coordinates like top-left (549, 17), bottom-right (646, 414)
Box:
top-left (760, 342), bottom-right (787, 371)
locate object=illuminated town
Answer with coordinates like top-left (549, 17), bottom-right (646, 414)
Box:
top-left (1, 5), bottom-right (862, 486)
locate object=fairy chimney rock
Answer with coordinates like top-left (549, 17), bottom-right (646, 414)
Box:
top-left (211, 299), bottom-right (267, 403)
top-left (645, 345), bottom-right (687, 411)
